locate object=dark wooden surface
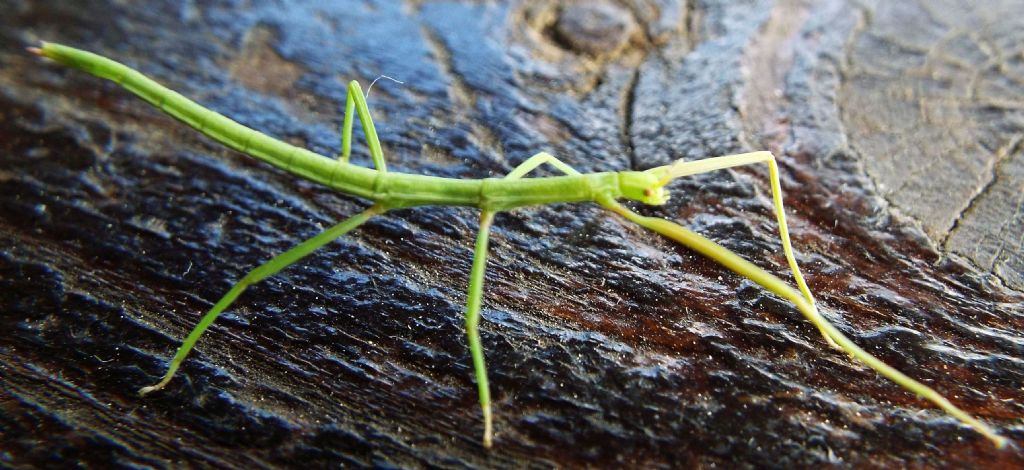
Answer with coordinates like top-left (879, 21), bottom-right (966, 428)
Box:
top-left (2, 1), bottom-right (1022, 468)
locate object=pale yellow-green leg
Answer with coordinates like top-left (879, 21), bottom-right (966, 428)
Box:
top-left (599, 198), bottom-right (1006, 448)
top-left (139, 204), bottom-right (385, 395)
top-left (647, 151), bottom-right (838, 349)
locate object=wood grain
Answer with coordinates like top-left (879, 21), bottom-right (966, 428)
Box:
top-left (1, 0), bottom-right (1021, 467)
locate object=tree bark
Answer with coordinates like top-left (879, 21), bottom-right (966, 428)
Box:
top-left (1, 1), bottom-right (1021, 468)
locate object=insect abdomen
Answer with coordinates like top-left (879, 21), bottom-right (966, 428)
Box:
top-left (37, 42), bottom-right (348, 192)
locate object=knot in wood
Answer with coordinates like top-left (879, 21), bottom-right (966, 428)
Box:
top-left (553, 2), bottom-right (637, 56)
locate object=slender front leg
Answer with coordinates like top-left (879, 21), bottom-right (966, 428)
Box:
top-left (650, 151), bottom-right (835, 348)
top-left (600, 198), bottom-right (1007, 448)
top-left (337, 80), bottom-right (387, 172)
top-left (139, 204), bottom-right (386, 395)
top-left (465, 210), bottom-right (497, 448)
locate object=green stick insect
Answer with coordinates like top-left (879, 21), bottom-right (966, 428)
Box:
top-left (30, 41), bottom-right (1007, 449)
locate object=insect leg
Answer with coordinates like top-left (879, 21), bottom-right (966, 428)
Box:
top-left (465, 210), bottom-right (497, 448)
top-left (139, 204), bottom-right (386, 396)
top-left (338, 85), bottom-right (356, 163)
top-left (505, 152), bottom-right (581, 179)
top-left (651, 151), bottom-right (835, 348)
top-left (337, 81), bottom-right (387, 172)
top-left (453, 153), bottom-right (580, 446)
top-left (599, 198), bottom-right (1007, 448)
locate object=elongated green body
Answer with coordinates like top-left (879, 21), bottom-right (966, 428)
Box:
top-left (33, 41), bottom-right (1007, 449)
top-left (39, 42), bottom-right (641, 211)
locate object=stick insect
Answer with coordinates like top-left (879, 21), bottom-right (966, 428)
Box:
top-left (30, 42), bottom-right (1007, 449)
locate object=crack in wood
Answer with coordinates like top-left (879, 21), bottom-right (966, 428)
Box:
top-left (941, 133), bottom-right (1023, 252)
top-left (622, 66), bottom-right (640, 170)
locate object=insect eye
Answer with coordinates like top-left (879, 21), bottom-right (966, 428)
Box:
top-left (643, 188), bottom-right (652, 197)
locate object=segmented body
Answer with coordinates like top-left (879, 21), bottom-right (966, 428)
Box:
top-left (32, 41), bottom-right (1007, 449)
top-left (41, 43), bottom-right (643, 211)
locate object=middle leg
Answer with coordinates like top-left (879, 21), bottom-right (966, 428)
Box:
top-left (465, 210), bottom-right (497, 448)
top-left (463, 152), bottom-right (579, 447)
top-left (505, 152), bottom-right (581, 179)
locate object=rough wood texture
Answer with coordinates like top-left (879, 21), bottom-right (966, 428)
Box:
top-left (2, 1), bottom-right (1022, 468)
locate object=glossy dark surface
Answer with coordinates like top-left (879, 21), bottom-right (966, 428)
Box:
top-left (1, 1), bottom-right (1022, 468)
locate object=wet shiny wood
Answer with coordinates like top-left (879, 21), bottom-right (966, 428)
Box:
top-left (1, 0), bottom-right (1022, 467)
